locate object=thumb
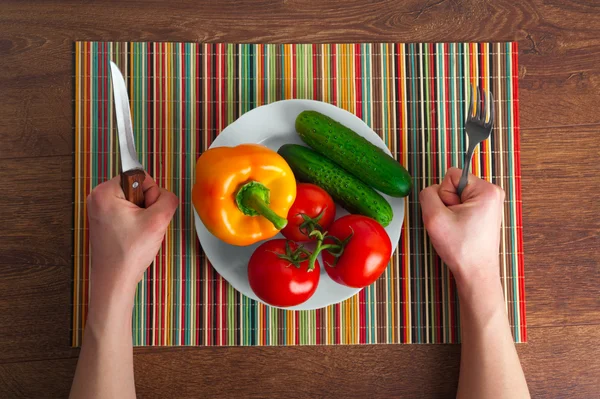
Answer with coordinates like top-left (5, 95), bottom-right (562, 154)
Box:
top-left (419, 184), bottom-right (452, 228)
top-left (141, 173), bottom-right (161, 208)
top-left (143, 188), bottom-right (179, 232)
top-left (438, 168), bottom-right (462, 206)
top-left (441, 168), bottom-right (490, 205)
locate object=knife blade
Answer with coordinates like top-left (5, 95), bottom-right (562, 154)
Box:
top-left (110, 61), bottom-right (145, 207)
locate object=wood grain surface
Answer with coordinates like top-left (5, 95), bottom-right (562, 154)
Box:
top-left (0, 0), bottom-right (599, 397)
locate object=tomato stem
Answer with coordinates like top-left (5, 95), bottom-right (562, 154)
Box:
top-left (275, 241), bottom-right (311, 268)
top-left (297, 209), bottom-right (327, 238)
top-left (283, 222), bottom-right (354, 272)
top-left (315, 230), bottom-right (354, 268)
top-left (305, 230), bottom-right (337, 271)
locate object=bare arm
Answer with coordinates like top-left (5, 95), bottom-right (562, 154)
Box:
top-left (455, 268), bottom-right (528, 399)
top-left (420, 168), bottom-right (529, 399)
top-left (70, 284), bottom-right (136, 398)
top-left (70, 175), bottom-right (178, 399)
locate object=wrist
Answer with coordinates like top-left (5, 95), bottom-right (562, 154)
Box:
top-left (86, 291), bottom-right (134, 336)
top-left (454, 264), bottom-right (505, 316)
top-left (90, 260), bottom-right (139, 299)
top-left (452, 260), bottom-right (500, 294)
top-left (87, 265), bottom-right (136, 334)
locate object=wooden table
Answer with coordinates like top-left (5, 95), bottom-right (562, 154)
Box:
top-left (1, 1), bottom-right (599, 397)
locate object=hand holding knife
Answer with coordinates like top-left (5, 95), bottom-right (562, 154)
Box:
top-left (74, 61), bottom-right (179, 399)
top-left (110, 61), bottom-right (146, 207)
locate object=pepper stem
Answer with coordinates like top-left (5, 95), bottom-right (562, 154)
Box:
top-left (236, 181), bottom-right (288, 230)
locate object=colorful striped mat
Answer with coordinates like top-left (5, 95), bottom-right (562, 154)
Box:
top-left (72, 42), bottom-right (526, 346)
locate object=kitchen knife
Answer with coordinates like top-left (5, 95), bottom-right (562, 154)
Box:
top-left (110, 61), bottom-right (146, 207)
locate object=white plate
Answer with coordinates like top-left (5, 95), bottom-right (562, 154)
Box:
top-left (193, 99), bottom-right (405, 310)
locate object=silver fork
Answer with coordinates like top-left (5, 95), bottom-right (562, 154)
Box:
top-left (457, 84), bottom-right (495, 198)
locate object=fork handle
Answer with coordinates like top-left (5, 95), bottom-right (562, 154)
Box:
top-left (457, 142), bottom-right (476, 199)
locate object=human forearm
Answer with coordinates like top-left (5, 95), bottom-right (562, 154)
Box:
top-left (70, 280), bottom-right (136, 399)
top-left (70, 176), bottom-right (177, 398)
top-left (455, 269), bottom-right (529, 399)
top-left (420, 170), bottom-right (529, 398)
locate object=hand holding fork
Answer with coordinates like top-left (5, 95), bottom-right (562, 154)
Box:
top-left (457, 84), bottom-right (495, 198)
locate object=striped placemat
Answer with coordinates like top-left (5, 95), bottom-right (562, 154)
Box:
top-left (72, 42), bottom-right (526, 346)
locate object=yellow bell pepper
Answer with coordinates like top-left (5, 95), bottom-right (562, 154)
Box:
top-left (192, 144), bottom-right (296, 246)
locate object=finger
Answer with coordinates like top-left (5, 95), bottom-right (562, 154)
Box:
top-left (419, 184), bottom-right (451, 227)
top-left (141, 172), bottom-right (158, 192)
top-left (438, 168), bottom-right (462, 206)
top-left (143, 188), bottom-right (179, 232)
top-left (90, 175), bottom-right (125, 200)
top-left (441, 167), bottom-right (489, 204)
top-left (142, 173), bottom-right (161, 208)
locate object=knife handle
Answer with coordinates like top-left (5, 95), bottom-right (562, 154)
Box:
top-left (121, 169), bottom-right (145, 207)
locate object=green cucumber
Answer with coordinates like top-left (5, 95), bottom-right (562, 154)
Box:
top-left (278, 144), bottom-right (393, 227)
top-left (295, 110), bottom-right (412, 197)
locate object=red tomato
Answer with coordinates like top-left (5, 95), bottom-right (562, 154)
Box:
top-left (322, 215), bottom-right (392, 288)
top-left (248, 239), bottom-right (320, 307)
top-left (281, 183), bottom-right (336, 242)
